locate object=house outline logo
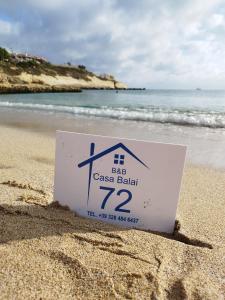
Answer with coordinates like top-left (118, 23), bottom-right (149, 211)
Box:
top-left (78, 142), bottom-right (149, 204)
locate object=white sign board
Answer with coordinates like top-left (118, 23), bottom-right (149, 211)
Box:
top-left (54, 131), bottom-right (186, 233)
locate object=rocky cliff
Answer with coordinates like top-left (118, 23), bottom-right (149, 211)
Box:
top-left (0, 50), bottom-right (127, 93)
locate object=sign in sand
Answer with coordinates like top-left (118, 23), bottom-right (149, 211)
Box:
top-left (54, 131), bottom-right (186, 233)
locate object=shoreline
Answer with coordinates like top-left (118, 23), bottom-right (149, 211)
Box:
top-left (0, 86), bottom-right (146, 94)
top-left (0, 85), bottom-right (137, 94)
top-left (0, 107), bottom-right (224, 170)
top-left (0, 84), bottom-right (82, 94)
top-left (0, 123), bottom-right (224, 298)
top-left (0, 118), bottom-right (223, 172)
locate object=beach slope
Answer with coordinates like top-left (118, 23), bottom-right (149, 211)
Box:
top-left (0, 125), bottom-right (224, 299)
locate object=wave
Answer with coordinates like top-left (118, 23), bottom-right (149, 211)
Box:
top-left (0, 101), bottom-right (225, 128)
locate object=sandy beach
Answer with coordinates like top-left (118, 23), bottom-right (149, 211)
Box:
top-left (0, 122), bottom-right (224, 299)
top-left (1, 0), bottom-right (225, 298)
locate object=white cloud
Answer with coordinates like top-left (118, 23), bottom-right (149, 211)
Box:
top-left (209, 13), bottom-right (225, 27)
top-left (0, 19), bottom-right (20, 35)
top-left (1, 0), bottom-right (225, 88)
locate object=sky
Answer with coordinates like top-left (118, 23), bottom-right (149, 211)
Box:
top-left (0, 0), bottom-right (225, 88)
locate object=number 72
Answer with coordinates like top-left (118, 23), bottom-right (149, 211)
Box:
top-left (99, 186), bottom-right (132, 213)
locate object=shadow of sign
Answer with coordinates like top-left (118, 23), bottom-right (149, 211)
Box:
top-left (0, 202), bottom-right (212, 249)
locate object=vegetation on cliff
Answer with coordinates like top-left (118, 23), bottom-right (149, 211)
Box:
top-left (0, 48), bottom-right (94, 81)
top-left (0, 47), bottom-right (10, 61)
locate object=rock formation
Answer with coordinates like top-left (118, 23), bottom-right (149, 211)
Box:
top-left (0, 48), bottom-right (127, 93)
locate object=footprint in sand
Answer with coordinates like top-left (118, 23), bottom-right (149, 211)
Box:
top-left (0, 164), bottom-right (13, 169)
top-left (1, 180), bottom-right (47, 196)
top-left (31, 156), bottom-right (54, 165)
top-left (17, 194), bottom-right (49, 207)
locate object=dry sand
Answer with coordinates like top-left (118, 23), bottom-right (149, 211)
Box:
top-left (0, 124), bottom-right (224, 299)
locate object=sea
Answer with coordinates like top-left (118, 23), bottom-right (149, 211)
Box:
top-left (0, 89), bottom-right (225, 169)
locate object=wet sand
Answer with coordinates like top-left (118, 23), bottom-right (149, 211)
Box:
top-left (0, 120), bottom-right (224, 299)
top-left (0, 107), bottom-right (225, 169)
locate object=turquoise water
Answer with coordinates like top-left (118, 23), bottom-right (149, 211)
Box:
top-left (0, 89), bottom-right (225, 128)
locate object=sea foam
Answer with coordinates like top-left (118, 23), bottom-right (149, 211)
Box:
top-left (0, 101), bottom-right (224, 128)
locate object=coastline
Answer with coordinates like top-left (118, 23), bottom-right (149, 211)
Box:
top-left (0, 85), bottom-right (134, 95)
top-left (0, 86), bottom-right (142, 94)
top-left (0, 118), bottom-right (224, 298)
top-left (0, 59), bottom-right (128, 92)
